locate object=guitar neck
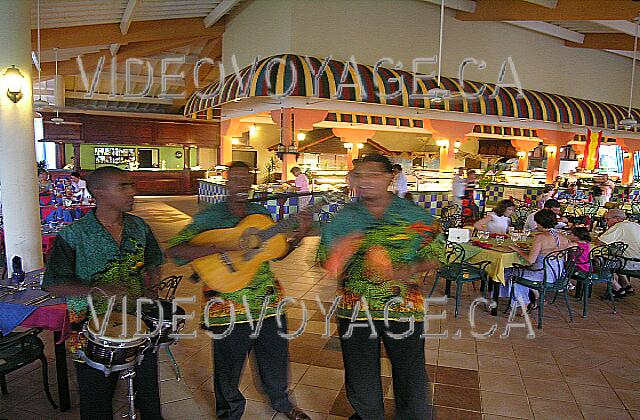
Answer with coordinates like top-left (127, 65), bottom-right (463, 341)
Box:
top-left (259, 196), bottom-right (327, 240)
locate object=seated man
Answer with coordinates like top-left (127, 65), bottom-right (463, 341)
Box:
top-left (524, 199), bottom-right (568, 231)
top-left (597, 209), bottom-right (639, 297)
top-left (69, 171), bottom-right (89, 202)
top-left (557, 183), bottom-right (588, 202)
top-left (43, 166), bottom-right (164, 419)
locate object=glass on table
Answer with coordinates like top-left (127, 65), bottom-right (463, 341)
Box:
top-left (496, 235), bottom-right (506, 245)
top-left (478, 230), bottom-right (490, 241)
top-left (510, 231), bottom-right (520, 243)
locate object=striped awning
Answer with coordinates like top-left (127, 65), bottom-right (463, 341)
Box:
top-left (185, 54), bottom-right (640, 131)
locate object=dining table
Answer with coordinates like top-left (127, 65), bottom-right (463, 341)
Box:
top-left (0, 270), bottom-right (71, 411)
top-left (461, 236), bottom-right (530, 315)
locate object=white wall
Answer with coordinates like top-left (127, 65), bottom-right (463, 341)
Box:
top-left (224, 0), bottom-right (637, 108)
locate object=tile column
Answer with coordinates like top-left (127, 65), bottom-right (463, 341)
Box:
top-left (0, 0), bottom-right (44, 272)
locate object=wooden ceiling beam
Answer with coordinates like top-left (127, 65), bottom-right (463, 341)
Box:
top-left (32, 17), bottom-right (224, 50)
top-left (565, 33), bottom-right (636, 50)
top-left (204, 0), bottom-right (241, 28)
top-left (457, 0), bottom-right (640, 21)
top-left (39, 37), bottom-right (209, 78)
top-left (120, 0), bottom-right (140, 35)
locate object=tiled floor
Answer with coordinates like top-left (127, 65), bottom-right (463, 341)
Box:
top-left (2, 195), bottom-right (640, 419)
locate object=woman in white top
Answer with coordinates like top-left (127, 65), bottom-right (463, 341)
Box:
top-left (473, 199), bottom-right (515, 234)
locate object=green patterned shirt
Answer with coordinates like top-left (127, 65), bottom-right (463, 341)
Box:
top-left (168, 202), bottom-right (284, 327)
top-left (318, 196), bottom-right (443, 321)
top-left (43, 210), bottom-right (164, 322)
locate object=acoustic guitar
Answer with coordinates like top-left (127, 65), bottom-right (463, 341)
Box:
top-left (189, 193), bottom-right (340, 292)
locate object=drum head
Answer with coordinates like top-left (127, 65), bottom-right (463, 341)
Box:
top-left (142, 300), bottom-right (186, 322)
top-left (86, 312), bottom-right (148, 342)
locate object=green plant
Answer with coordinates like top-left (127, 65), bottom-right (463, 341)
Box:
top-left (37, 160), bottom-right (47, 170)
top-left (263, 156), bottom-right (276, 183)
top-left (478, 166), bottom-right (501, 189)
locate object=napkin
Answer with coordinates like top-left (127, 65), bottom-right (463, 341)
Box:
top-left (0, 302), bottom-right (36, 336)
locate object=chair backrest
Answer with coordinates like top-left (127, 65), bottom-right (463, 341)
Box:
top-left (583, 203), bottom-right (600, 217)
top-left (444, 241), bottom-right (465, 266)
top-left (511, 206), bottom-right (535, 230)
top-left (151, 275), bottom-right (183, 300)
top-left (440, 213), bottom-right (463, 235)
top-left (543, 246), bottom-right (582, 287)
top-left (607, 241), bottom-right (629, 259)
top-left (441, 204), bottom-right (461, 219)
top-left (589, 244), bottom-right (624, 281)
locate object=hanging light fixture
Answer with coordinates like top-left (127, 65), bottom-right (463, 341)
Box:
top-left (33, 0), bottom-right (49, 109)
top-left (50, 48), bottom-right (65, 124)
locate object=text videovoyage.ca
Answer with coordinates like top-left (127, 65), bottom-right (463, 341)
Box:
top-left (76, 53), bottom-right (525, 101)
top-left (89, 292), bottom-right (537, 341)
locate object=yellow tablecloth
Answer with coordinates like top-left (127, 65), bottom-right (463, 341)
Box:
top-left (462, 240), bottom-right (528, 285)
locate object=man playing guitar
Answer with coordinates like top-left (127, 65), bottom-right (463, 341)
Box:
top-left (167, 161), bottom-right (311, 420)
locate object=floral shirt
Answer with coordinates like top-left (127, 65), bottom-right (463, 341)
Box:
top-left (43, 210), bottom-right (163, 358)
top-left (318, 196), bottom-right (443, 322)
top-left (168, 202), bottom-right (284, 327)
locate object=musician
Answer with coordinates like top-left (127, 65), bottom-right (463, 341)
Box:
top-left (166, 161), bottom-right (311, 420)
top-left (318, 154), bottom-right (440, 420)
top-left (43, 166), bottom-right (164, 420)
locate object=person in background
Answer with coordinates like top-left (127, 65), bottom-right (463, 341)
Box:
top-left (567, 226), bottom-right (591, 290)
top-left (391, 164), bottom-right (408, 198)
top-left (461, 169), bottom-right (479, 223)
top-left (69, 171), bottom-right (89, 203)
top-left (289, 166), bottom-right (311, 208)
top-left (451, 167), bottom-right (466, 207)
top-left (42, 166), bottom-right (164, 420)
top-left (474, 199), bottom-right (515, 234)
top-left (63, 157), bottom-right (75, 170)
top-left (525, 199), bottom-right (568, 231)
top-left (507, 209), bottom-right (575, 314)
top-left (346, 158), bottom-right (360, 200)
top-left (404, 192), bottom-right (414, 203)
top-left (38, 169), bottom-right (52, 195)
top-left (598, 174), bottom-right (615, 204)
top-left (536, 185), bottom-right (556, 209)
top-left (596, 209), bottom-right (638, 297)
top-left (557, 183), bottom-right (588, 202)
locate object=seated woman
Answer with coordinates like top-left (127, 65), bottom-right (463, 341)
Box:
top-left (474, 199), bottom-right (515, 234)
top-left (506, 209), bottom-right (574, 313)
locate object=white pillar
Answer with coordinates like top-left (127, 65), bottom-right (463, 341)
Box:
top-left (0, 0), bottom-right (44, 273)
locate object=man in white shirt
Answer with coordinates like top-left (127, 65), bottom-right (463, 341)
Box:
top-left (391, 164), bottom-right (408, 198)
top-left (290, 167), bottom-right (311, 208)
top-left (69, 171), bottom-right (89, 203)
top-left (451, 168), bottom-right (466, 206)
top-left (524, 199), bottom-right (567, 231)
top-left (597, 209), bottom-right (640, 296)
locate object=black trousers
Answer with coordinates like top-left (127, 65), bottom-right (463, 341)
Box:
top-left (338, 319), bottom-right (432, 420)
top-left (209, 316), bottom-right (294, 420)
top-left (75, 350), bottom-right (162, 420)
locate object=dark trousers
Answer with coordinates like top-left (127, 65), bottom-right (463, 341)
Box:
top-left (210, 316), bottom-right (294, 420)
top-left (338, 319), bottom-right (432, 420)
top-left (75, 350), bottom-right (162, 420)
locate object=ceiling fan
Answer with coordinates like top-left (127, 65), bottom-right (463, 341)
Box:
top-left (44, 48), bottom-right (81, 126)
top-left (425, 0), bottom-right (465, 104)
top-left (33, 0), bottom-right (50, 110)
top-left (618, 17), bottom-right (640, 131)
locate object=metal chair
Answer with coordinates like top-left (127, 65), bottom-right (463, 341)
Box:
top-left (0, 328), bottom-right (57, 409)
top-left (511, 206), bottom-right (536, 230)
top-left (439, 213), bottom-right (463, 238)
top-left (505, 246), bottom-right (582, 329)
top-left (572, 242), bottom-right (626, 317)
top-left (441, 204), bottom-right (461, 219)
top-left (428, 242), bottom-right (490, 317)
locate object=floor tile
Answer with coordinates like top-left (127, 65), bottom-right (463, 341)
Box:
top-left (329, 391), bottom-right (353, 417)
top-left (299, 366), bottom-right (344, 390)
top-left (292, 384), bottom-right (340, 413)
top-left (522, 377), bottom-right (574, 402)
top-left (434, 405), bottom-right (482, 420)
top-left (438, 350), bottom-right (479, 370)
top-left (311, 349), bottom-right (344, 370)
top-left (477, 355), bottom-right (520, 375)
top-left (579, 404), bottom-right (633, 420)
top-left (438, 338), bottom-right (477, 354)
top-left (476, 341), bottom-right (515, 358)
top-left (528, 397), bottom-right (583, 420)
top-left (478, 372), bottom-right (525, 395)
top-left (517, 360), bottom-right (563, 380)
top-left (480, 391), bottom-right (533, 419)
top-left (617, 390), bottom-right (640, 411)
top-left (436, 366), bottom-right (480, 389)
top-left (434, 384), bottom-right (481, 412)
top-left (568, 383), bottom-right (625, 408)
top-left (560, 365), bottom-right (609, 386)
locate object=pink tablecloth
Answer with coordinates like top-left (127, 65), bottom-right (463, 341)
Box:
top-left (21, 304), bottom-right (70, 343)
top-left (42, 234), bottom-right (57, 255)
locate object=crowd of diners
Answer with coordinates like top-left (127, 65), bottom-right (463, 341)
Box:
top-left (470, 191), bottom-right (638, 314)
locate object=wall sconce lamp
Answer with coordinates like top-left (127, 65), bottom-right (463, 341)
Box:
top-left (357, 143), bottom-right (364, 149)
top-left (517, 151), bottom-right (526, 157)
top-left (4, 65), bottom-right (24, 103)
top-left (249, 124), bottom-right (258, 136)
top-left (454, 141), bottom-right (461, 148)
top-left (545, 146), bottom-right (557, 154)
top-left (343, 142), bottom-right (353, 149)
top-left (231, 138), bottom-right (240, 145)
top-left (435, 139), bottom-right (449, 147)
top-left (296, 132), bottom-right (306, 141)
top-left (576, 154), bottom-right (584, 160)
top-left (623, 152), bottom-right (631, 159)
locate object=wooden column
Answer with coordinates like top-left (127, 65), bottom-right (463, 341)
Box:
top-left (183, 146), bottom-right (190, 169)
top-left (55, 143), bottom-right (66, 169)
top-left (73, 143), bottom-right (81, 171)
